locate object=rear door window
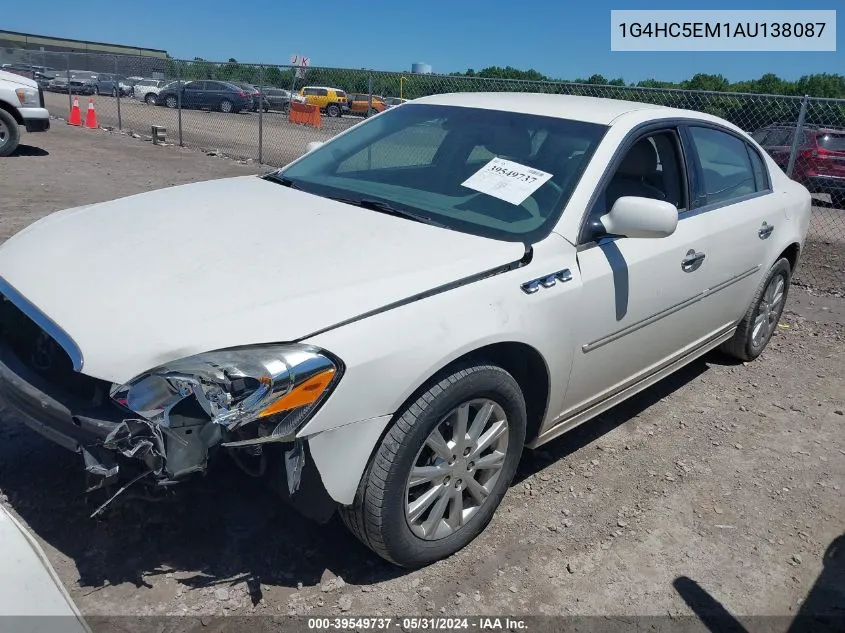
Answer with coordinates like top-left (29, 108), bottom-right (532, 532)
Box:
top-left (689, 126), bottom-right (759, 206)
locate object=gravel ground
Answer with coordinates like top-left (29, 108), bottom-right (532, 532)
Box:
top-left (0, 123), bottom-right (843, 629)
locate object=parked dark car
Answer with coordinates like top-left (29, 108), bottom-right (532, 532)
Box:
top-left (233, 83), bottom-right (270, 112)
top-left (256, 86), bottom-right (303, 112)
top-left (753, 122), bottom-right (845, 208)
top-left (47, 75), bottom-right (96, 95)
top-left (90, 73), bottom-right (130, 97)
top-left (156, 80), bottom-right (252, 113)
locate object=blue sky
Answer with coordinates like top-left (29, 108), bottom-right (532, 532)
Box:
top-left (5, 0), bottom-right (842, 82)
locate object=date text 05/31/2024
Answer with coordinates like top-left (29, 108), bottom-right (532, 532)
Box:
top-left (306, 617), bottom-right (528, 630)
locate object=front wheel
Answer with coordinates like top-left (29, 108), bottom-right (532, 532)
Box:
top-left (145, 93), bottom-right (157, 105)
top-left (0, 108), bottom-right (21, 157)
top-left (165, 95), bottom-right (177, 109)
top-left (721, 258), bottom-right (791, 362)
top-left (340, 363), bottom-right (526, 568)
top-left (326, 104), bottom-right (340, 118)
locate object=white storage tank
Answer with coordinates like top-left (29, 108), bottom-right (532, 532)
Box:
top-left (411, 62), bottom-right (432, 74)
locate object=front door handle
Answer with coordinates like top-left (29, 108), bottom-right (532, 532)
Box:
top-left (758, 222), bottom-right (774, 239)
top-left (681, 249), bottom-right (706, 272)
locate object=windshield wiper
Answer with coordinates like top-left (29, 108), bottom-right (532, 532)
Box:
top-left (330, 197), bottom-right (444, 228)
top-left (263, 173), bottom-right (298, 188)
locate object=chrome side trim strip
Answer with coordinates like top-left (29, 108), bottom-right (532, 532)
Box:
top-left (582, 265), bottom-right (760, 354)
top-left (0, 277), bottom-right (84, 372)
top-left (528, 325), bottom-right (737, 449)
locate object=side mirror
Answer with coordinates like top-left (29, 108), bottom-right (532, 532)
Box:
top-left (598, 196), bottom-right (678, 239)
top-left (305, 141), bottom-right (324, 153)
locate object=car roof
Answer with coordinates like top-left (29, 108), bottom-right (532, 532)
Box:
top-left (409, 92), bottom-right (690, 126)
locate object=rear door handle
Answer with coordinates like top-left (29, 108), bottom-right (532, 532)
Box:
top-left (681, 249), bottom-right (706, 272)
top-left (759, 222), bottom-right (774, 239)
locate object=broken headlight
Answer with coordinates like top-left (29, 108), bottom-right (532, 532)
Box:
top-left (110, 344), bottom-right (340, 439)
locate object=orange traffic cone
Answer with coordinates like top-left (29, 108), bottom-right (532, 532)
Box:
top-left (67, 97), bottom-right (82, 126)
top-left (84, 98), bottom-right (98, 129)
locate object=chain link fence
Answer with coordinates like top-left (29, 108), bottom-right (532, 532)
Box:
top-left (3, 48), bottom-right (843, 293)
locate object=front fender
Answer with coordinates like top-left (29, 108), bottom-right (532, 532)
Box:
top-left (297, 234), bottom-right (580, 439)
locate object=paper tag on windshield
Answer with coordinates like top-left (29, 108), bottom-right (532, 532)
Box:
top-left (461, 157), bottom-right (553, 206)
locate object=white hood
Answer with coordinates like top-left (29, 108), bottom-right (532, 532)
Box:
top-left (0, 176), bottom-right (524, 383)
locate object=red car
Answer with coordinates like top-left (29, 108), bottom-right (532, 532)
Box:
top-left (752, 123), bottom-right (845, 208)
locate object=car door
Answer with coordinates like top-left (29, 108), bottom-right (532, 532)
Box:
top-left (682, 123), bottom-right (783, 331)
top-left (559, 126), bottom-right (721, 420)
top-left (182, 81), bottom-right (205, 107)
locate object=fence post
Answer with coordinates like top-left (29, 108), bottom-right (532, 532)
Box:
top-left (258, 65), bottom-right (264, 164)
top-left (176, 63), bottom-right (183, 147)
top-left (288, 66), bottom-right (298, 102)
top-left (368, 74), bottom-right (373, 114)
top-left (66, 52), bottom-right (72, 112)
top-left (115, 56), bottom-right (122, 131)
top-left (786, 95), bottom-right (809, 179)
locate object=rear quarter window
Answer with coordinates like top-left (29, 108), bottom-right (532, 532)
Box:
top-left (818, 133), bottom-right (845, 151)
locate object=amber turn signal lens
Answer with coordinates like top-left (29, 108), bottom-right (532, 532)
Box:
top-left (258, 368), bottom-right (336, 418)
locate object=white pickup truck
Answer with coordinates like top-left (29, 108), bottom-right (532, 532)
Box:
top-left (0, 69), bottom-right (50, 156)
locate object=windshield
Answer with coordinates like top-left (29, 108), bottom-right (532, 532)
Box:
top-left (276, 103), bottom-right (607, 242)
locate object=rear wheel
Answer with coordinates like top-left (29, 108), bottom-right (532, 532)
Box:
top-left (721, 258), bottom-right (791, 362)
top-left (326, 104), bottom-right (340, 118)
top-left (0, 108), bottom-right (21, 157)
top-left (220, 99), bottom-right (233, 113)
top-left (340, 363), bottom-right (526, 568)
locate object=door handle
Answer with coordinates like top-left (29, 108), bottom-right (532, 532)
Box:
top-left (758, 222), bottom-right (774, 239)
top-left (681, 249), bottom-right (706, 272)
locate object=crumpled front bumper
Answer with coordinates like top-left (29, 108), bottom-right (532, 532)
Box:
top-left (0, 345), bottom-right (123, 461)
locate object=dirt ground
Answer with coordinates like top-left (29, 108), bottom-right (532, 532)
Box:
top-left (0, 123), bottom-right (843, 629)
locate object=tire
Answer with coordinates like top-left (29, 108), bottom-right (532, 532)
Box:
top-left (0, 108), bottom-right (21, 157)
top-left (145, 93), bottom-right (157, 105)
top-left (339, 363), bottom-right (526, 568)
top-left (326, 104), bottom-right (340, 118)
top-left (220, 99), bottom-right (233, 114)
top-left (721, 258), bottom-right (791, 362)
top-left (165, 95), bottom-right (177, 109)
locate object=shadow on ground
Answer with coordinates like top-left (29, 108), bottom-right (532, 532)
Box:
top-left (0, 352), bottom-right (720, 594)
top-left (9, 144), bottom-right (49, 157)
top-left (674, 533), bottom-right (845, 633)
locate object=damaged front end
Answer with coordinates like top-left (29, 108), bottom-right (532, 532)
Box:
top-left (109, 344), bottom-right (340, 479)
top-left (0, 291), bottom-right (343, 516)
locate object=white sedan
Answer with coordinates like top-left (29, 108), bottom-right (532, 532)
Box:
top-left (0, 93), bottom-right (811, 568)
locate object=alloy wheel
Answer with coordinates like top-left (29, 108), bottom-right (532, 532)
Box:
top-left (751, 272), bottom-right (786, 348)
top-left (0, 118), bottom-right (8, 150)
top-left (405, 399), bottom-right (509, 540)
